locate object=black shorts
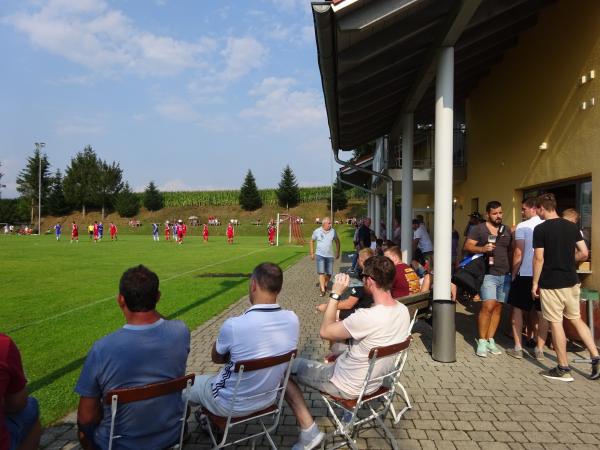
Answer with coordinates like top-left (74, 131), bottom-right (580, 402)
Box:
top-left (507, 276), bottom-right (540, 311)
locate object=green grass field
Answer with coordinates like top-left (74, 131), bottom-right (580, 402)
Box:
top-left (1, 233), bottom-right (317, 425)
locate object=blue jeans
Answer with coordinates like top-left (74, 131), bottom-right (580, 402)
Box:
top-left (6, 397), bottom-right (39, 450)
top-left (480, 274), bottom-right (511, 302)
top-left (316, 255), bottom-right (334, 275)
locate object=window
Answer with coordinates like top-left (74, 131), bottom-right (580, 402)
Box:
top-left (524, 177), bottom-right (592, 259)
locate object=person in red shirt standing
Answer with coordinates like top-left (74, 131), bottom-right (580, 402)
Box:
top-left (109, 222), bottom-right (118, 241)
top-left (71, 221), bottom-right (79, 244)
top-left (226, 222), bottom-right (234, 245)
top-left (182, 222), bottom-right (187, 237)
top-left (165, 221), bottom-right (171, 241)
top-left (93, 221), bottom-right (99, 243)
top-left (268, 221), bottom-right (276, 246)
top-left (202, 224), bottom-right (209, 243)
top-left (177, 220), bottom-right (184, 244)
top-left (1, 334), bottom-right (41, 450)
top-left (384, 246), bottom-right (421, 298)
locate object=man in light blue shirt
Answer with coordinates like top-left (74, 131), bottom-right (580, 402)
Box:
top-left (75, 265), bottom-right (190, 450)
top-left (310, 217), bottom-right (341, 296)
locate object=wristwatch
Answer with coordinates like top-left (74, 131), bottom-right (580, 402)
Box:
top-left (329, 292), bottom-right (341, 301)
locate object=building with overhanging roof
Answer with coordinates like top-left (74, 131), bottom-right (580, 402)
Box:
top-left (312, 0), bottom-right (600, 360)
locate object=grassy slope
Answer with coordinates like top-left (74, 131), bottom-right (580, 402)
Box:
top-left (42, 201), bottom-right (367, 237)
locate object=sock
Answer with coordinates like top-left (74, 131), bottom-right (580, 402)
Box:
top-left (591, 356), bottom-right (600, 364)
top-left (558, 365), bottom-right (571, 371)
top-left (514, 346), bottom-right (522, 351)
top-left (301, 422), bottom-right (319, 441)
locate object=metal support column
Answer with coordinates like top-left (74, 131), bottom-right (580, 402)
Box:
top-left (432, 46), bottom-right (456, 363)
top-left (401, 114), bottom-right (414, 263)
top-left (384, 135), bottom-right (393, 240)
top-left (374, 195), bottom-right (381, 238)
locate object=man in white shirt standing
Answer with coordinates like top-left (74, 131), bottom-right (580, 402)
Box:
top-left (310, 217), bottom-right (341, 296)
top-left (506, 198), bottom-right (546, 359)
top-left (284, 256), bottom-right (410, 450)
top-left (184, 263), bottom-right (299, 418)
top-left (412, 218), bottom-right (433, 267)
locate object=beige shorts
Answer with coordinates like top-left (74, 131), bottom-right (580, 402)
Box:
top-left (539, 285), bottom-right (581, 323)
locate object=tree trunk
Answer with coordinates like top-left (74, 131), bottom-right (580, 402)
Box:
top-left (102, 203), bottom-right (105, 220)
top-left (82, 204), bottom-right (86, 217)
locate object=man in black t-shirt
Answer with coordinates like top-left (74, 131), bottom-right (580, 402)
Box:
top-left (464, 201), bottom-right (512, 358)
top-left (532, 193), bottom-right (599, 381)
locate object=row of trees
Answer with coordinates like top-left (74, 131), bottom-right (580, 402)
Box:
top-left (239, 165), bottom-right (347, 212)
top-left (3, 149), bottom-right (348, 224)
top-left (8, 146), bottom-right (166, 223)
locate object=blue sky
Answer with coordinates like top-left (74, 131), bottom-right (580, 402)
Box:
top-left (0, 0), bottom-right (333, 198)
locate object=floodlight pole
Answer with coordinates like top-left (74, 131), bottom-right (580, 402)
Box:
top-left (35, 142), bottom-right (46, 235)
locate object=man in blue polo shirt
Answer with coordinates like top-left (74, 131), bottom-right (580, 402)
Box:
top-left (75, 265), bottom-right (190, 450)
top-left (310, 217), bottom-right (341, 297)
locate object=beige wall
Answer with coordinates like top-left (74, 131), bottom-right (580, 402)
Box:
top-left (454, 0), bottom-right (600, 286)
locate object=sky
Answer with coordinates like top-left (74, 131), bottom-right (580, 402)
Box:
top-left (0, 0), bottom-right (334, 198)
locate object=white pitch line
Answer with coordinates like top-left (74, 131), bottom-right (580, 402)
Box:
top-left (8, 248), bottom-right (268, 334)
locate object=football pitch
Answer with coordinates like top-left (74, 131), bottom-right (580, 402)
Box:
top-left (1, 234), bottom-right (308, 425)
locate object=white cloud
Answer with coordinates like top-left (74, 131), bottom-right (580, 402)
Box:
top-left (158, 179), bottom-right (194, 191)
top-left (55, 117), bottom-right (105, 135)
top-left (240, 77), bottom-right (325, 131)
top-left (3, 0), bottom-right (216, 77)
top-left (221, 37), bottom-right (268, 80)
top-left (154, 99), bottom-right (200, 123)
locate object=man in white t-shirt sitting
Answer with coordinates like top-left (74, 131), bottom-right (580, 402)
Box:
top-left (184, 263), bottom-right (299, 419)
top-left (285, 256), bottom-right (411, 450)
top-left (412, 218), bottom-right (433, 268)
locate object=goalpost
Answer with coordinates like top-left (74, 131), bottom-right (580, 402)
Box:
top-left (275, 213), bottom-right (305, 246)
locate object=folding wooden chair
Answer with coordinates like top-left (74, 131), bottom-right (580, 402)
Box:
top-left (201, 350), bottom-right (297, 449)
top-left (319, 336), bottom-right (413, 450)
top-left (104, 374), bottom-right (195, 450)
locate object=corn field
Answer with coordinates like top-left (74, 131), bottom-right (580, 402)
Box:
top-left (155, 187), bottom-right (362, 208)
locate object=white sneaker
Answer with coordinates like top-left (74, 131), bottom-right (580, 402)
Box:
top-left (291, 430), bottom-right (324, 450)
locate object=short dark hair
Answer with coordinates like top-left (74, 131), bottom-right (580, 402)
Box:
top-left (412, 219), bottom-right (419, 225)
top-left (486, 200), bottom-right (502, 212)
top-left (119, 265), bottom-right (160, 312)
top-left (536, 192), bottom-right (557, 212)
top-left (522, 197), bottom-right (537, 208)
top-left (252, 262), bottom-right (283, 294)
top-left (362, 256), bottom-right (396, 291)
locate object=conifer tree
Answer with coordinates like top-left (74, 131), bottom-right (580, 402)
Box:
top-left (47, 170), bottom-right (70, 216)
top-left (143, 181), bottom-right (163, 211)
top-left (114, 183), bottom-right (140, 217)
top-left (16, 148), bottom-right (51, 224)
top-left (276, 165), bottom-right (300, 208)
top-left (239, 170), bottom-right (262, 211)
top-left (329, 182), bottom-right (348, 212)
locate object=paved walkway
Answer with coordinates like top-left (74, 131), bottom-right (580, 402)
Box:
top-left (40, 256), bottom-right (600, 449)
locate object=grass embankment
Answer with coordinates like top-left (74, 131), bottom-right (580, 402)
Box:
top-left (42, 201), bottom-right (366, 238)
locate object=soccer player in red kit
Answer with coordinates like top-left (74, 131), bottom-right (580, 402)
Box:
top-left (268, 222), bottom-right (276, 246)
top-left (202, 224), bottom-right (209, 243)
top-left (177, 220), bottom-right (184, 244)
top-left (182, 223), bottom-right (187, 237)
top-left (71, 222), bottom-right (79, 243)
top-left (226, 223), bottom-right (234, 244)
top-left (165, 221), bottom-right (171, 241)
top-left (93, 221), bottom-right (99, 243)
top-left (109, 222), bottom-right (118, 240)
